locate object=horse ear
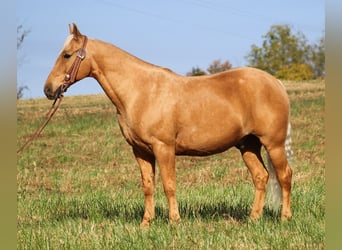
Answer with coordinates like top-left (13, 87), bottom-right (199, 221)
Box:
top-left (68, 23), bottom-right (82, 40)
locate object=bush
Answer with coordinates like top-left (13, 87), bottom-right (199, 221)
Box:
top-left (275, 64), bottom-right (315, 81)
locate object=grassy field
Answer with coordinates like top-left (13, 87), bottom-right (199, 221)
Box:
top-left (17, 81), bottom-right (325, 249)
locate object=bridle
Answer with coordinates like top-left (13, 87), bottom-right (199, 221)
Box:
top-left (17, 35), bottom-right (88, 154)
top-left (56, 35), bottom-right (88, 100)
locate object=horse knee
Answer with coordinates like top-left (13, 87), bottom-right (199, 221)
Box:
top-left (163, 181), bottom-right (176, 197)
top-left (254, 171), bottom-right (269, 190)
top-left (142, 176), bottom-right (154, 195)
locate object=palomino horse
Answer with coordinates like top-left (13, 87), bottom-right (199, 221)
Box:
top-left (44, 23), bottom-right (293, 227)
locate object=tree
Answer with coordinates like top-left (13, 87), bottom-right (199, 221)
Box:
top-left (186, 66), bottom-right (206, 76)
top-left (186, 59), bottom-right (232, 76)
top-left (207, 59), bottom-right (232, 74)
top-left (275, 64), bottom-right (315, 81)
top-left (17, 25), bottom-right (30, 50)
top-left (17, 25), bottom-right (31, 99)
top-left (17, 86), bottom-right (28, 100)
top-left (245, 25), bottom-right (318, 80)
top-left (310, 35), bottom-right (325, 79)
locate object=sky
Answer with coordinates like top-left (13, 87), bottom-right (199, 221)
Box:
top-left (17, 0), bottom-right (325, 99)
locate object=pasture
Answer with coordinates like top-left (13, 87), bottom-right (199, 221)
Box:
top-left (17, 81), bottom-right (324, 249)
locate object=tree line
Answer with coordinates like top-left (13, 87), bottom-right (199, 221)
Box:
top-left (187, 25), bottom-right (324, 81)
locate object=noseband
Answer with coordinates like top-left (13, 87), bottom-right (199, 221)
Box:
top-left (56, 35), bottom-right (88, 99)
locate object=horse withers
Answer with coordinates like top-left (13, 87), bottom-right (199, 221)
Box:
top-left (44, 23), bottom-right (293, 227)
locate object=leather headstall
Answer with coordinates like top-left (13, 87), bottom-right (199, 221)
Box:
top-left (56, 35), bottom-right (88, 99)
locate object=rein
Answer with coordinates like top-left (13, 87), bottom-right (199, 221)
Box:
top-left (17, 95), bottom-right (64, 154)
top-left (17, 35), bottom-right (88, 154)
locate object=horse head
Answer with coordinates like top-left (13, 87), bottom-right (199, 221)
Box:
top-left (44, 23), bottom-right (91, 100)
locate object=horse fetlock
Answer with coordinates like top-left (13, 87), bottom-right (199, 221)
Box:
top-left (168, 206), bottom-right (181, 221)
top-left (281, 210), bottom-right (292, 221)
top-left (250, 209), bottom-right (263, 221)
top-left (140, 219), bottom-right (151, 228)
top-left (169, 214), bottom-right (181, 224)
top-left (140, 213), bottom-right (155, 228)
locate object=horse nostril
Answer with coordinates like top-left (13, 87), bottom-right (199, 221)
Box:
top-left (44, 87), bottom-right (50, 95)
top-left (44, 86), bottom-right (55, 99)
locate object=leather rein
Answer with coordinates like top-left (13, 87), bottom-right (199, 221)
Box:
top-left (17, 35), bottom-right (88, 154)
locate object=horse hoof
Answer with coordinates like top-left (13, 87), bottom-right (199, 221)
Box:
top-left (281, 213), bottom-right (292, 221)
top-left (250, 211), bottom-right (262, 221)
top-left (169, 217), bottom-right (181, 226)
top-left (140, 220), bottom-right (150, 228)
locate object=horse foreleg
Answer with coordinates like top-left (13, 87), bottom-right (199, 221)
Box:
top-left (133, 148), bottom-right (156, 228)
top-left (153, 143), bottom-right (181, 224)
top-left (239, 135), bottom-right (268, 220)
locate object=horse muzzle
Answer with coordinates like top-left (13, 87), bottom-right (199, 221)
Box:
top-left (44, 84), bottom-right (66, 100)
top-left (44, 84), bottom-right (57, 100)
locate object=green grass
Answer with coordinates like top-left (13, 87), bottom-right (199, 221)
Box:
top-left (17, 82), bottom-right (325, 249)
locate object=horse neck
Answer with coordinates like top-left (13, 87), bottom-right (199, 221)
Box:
top-left (89, 39), bottom-right (159, 113)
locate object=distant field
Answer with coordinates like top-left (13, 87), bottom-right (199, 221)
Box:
top-left (17, 81), bottom-right (325, 249)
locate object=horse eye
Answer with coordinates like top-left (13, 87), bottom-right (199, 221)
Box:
top-left (63, 53), bottom-right (71, 59)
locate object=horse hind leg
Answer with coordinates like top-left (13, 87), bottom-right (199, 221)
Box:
top-left (237, 134), bottom-right (268, 220)
top-left (265, 144), bottom-right (292, 221)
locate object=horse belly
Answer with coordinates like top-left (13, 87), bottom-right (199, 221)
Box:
top-left (175, 122), bottom-right (243, 156)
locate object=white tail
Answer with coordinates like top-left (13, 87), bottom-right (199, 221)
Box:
top-left (266, 122), bottom-right (293, 210)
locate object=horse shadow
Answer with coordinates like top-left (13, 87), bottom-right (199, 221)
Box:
top-left (176, 200), bottom-right (280, 223)
top-left (99, 199), bottom-right (281, 224)
top-left (50, 196), bottom-right (280, 224)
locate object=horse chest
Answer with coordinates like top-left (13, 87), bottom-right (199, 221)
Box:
top-left (117, 114), bottom-right (152, 152)
top-left (117, 115), bottom-right (135, 143)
